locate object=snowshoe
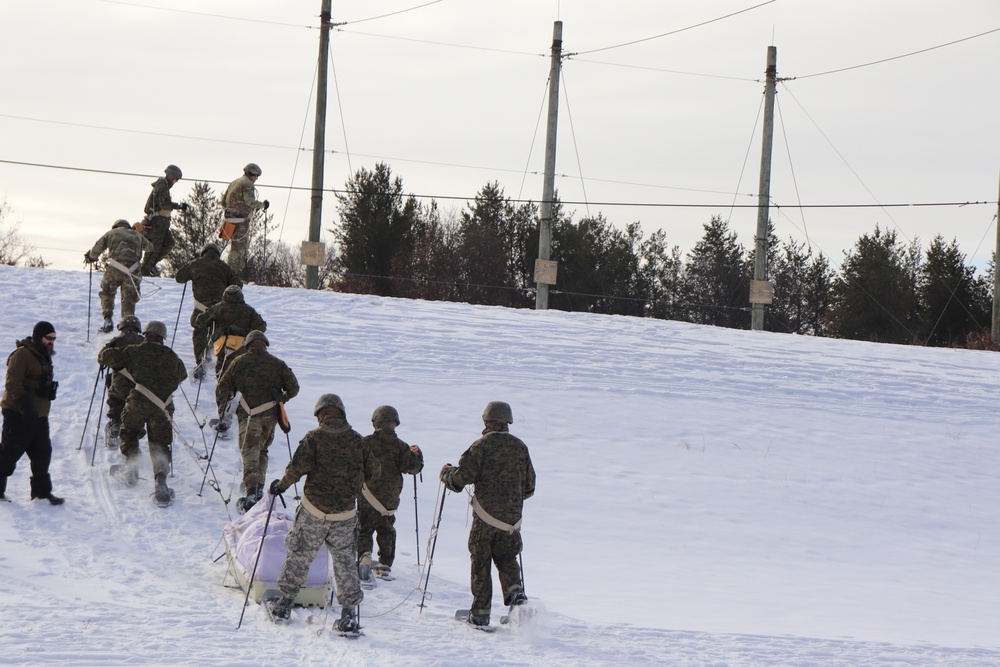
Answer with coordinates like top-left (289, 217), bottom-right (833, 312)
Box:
top-left (334, 605), bottom-right (361, 636)
top-left (373, 564), bottom-right (394, 581)
top-left (455, 609), bottom-right (495, 632)
top-left (208, 418), bottom-right (231, 439)
top-left (358, 553), bottom-right (375, 589)
top-left (263, 590), bottom-right (291, 623)
top-left (152, 473), bottom-right (174, 508)
top-left (193, 365), bottom-right (206, 381)
top-left (98, 317), bottom-right (114, 334)
top-left (105, 421), bottom-right (121, 449)
top-left (110, 462), bottom-right (139, 487)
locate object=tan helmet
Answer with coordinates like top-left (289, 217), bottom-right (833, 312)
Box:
top-left (164, 164), bottom-right (183, 179)
top-left (314, 393), bottom-right (345, 418)
top-left (482, 401), bottom-right (513, 424)
top-left (112, 219), bottom-right (131, 230)
top-left (243, 163), bottom-right (262, 177)
top-left (117, 316), bottom-right (141, 333)
top-left (244, 330), bottom-right (269, 348)
top-left (144, 320), bottom-right (168, 339)
top-left (371, 405), bottom-right (400, 426)
top-left (201, 242), bottom-right (223, 256)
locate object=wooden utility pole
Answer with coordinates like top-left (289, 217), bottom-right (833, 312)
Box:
top-left (535, 21), bottom-right (563, 310)
top-left (992, 169), bottom-right (1000, 341)
top-left (751, 46), bottom-right (777, 331)
top-left (304, 0), bottom-right (332, 290)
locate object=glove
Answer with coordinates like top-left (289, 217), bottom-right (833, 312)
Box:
top-left (439, 463), bottom-right (452, 482)
top-left (262, 200), bottom-right (270, 210)
top-left (83, 253), bottom-right (94, 265)
top-left (180, 202), bottom-right (190, 212)
top-left (269, 479), bottom-right (284, 496)
top-left (410, 445), bottom-right (422, 456)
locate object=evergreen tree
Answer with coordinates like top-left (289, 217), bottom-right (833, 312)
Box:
top-left (768, 238), bottom-right (835, 336)
top-left (918, 235), bottom-right (990, 346)
top-left (165, 181), bottom-right (222, 276)
top-left (639, 228), bottom-right (684, 320)
top-left (830, 225), bottom-right (920, 343)
top-left (332, 163), bottom-right (418, 296)
top-left (681, 216), bottom-right (751, 328)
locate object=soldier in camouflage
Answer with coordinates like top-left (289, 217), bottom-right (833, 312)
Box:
top-left (358, 405), bottom-right (423, 580)
top-left (85, 219), bottom-right (152, 334)
top-left (174, 242), bottom-right (242, 378)
top-left (440, 401), bottom-right (535, 627)
top-left (140, 164), bottom-right (188, 277)
top-left (221, 163), bottom-right (268, 276)
top-left (215, 330), bottom-right (299, 513)
top-left (266, 393), bottom-right (380, 632)
top-left (194, 285), bottom-right (266, 378)
top-left (99, 320), bottom-right (187, 507)
top-left (99, 316), bottom-right (144, 446)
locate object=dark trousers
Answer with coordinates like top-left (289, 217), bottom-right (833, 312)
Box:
top-left (468, 518), bottom-right (523, 617)
top-left (0, 409), bottom-right (53, 498)
top-left (358, 501), bottom-right (398, 567)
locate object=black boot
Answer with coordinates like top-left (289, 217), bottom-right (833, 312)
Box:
top-left (153, 472), bottom-right (173, 508)
top-left (335, 605), bottom-right (359, 633)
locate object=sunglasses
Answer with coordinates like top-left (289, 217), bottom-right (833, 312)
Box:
top-left (43, 335), bottom-right (57, 342)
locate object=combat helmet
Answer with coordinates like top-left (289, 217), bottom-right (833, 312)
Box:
top-left (117, 316), bottom-right (141, 333)
top-left (244, 330), bottom-right (269, 348)
top-left (201, 242), bottom-right (223, 256)
top-left (222, 285), bottom-right (244, 303)
top-left (112, 219), bottom-right (131, 230)
top-left (164, 164), bottom-right (183, 179)
top-left (314, 393), bottom-right (346, 418)
top-left (482, 401), bottom-right (513, 424)
top-left (243, 163), bottom-right (262, 177)
top-left (371, 405), bottom-right (400, 426)
top-left (144, 320), bottom-right (168, 339)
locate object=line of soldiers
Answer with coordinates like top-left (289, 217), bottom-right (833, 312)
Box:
top-left (84, 163), bottom-right (269, 334)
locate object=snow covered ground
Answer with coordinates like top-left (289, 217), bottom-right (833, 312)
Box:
top-left (1, 264), bottom-right (997, 666)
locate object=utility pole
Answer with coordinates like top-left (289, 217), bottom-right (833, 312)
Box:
top-left (535, 21), bottom-right (563, 310)
top-left (304, 0), bottom-right (332, 290)
top-left (992, 169), bottom-right (1000, 341)
top-left (750, 46), bottom-right (777, 331)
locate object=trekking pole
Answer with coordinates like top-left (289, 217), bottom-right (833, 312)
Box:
top-left (86, 262), bottom-right (93, 343)
top-left (78, 365), bottom-right (106, 451)
top-left (413, 473), bottom-right (421, 567)
top-left (89, 379), bottom-right (109, 466)
top-left (198, 426), bottom-right (224, 497)
top-left (418, 481), bottom-right (448, 613)
top-left (178, 385), bottom-right (210, 457)
top-left (236, 492), bottom-right (277, 630)
top-left (283, 431), bottom-right (300, 500)
top-left (170, 282), bottom-right (187, 349)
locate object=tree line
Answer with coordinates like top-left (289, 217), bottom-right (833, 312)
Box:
top-left (163, 164), bottom-right (995, 349)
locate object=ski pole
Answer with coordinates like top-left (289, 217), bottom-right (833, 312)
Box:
top-left (237, 492), bottom-right (277, 630)
top-left (89, 379), bottom-right (108, 466)
top-left (413, 473), bottom-right (421, 567)
top-left (418, 481), bottom-right (448, 613)
top-left (86, 262), bottom-right (93, 343)
top-left (284, 431), bottom-right (300, 500)
top-left (170, 282), bottom-right (187, 349)
top-left (78, 365), bottom-right (106, 451)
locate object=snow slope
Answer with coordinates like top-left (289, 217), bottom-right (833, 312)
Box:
top-left (0, 264), bottom-right (997, 666)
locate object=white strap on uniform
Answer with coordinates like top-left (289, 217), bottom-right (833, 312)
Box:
top-left (361, 484), bottom-right (395, 517)
top-left (193, 298), bottom-right (208, 313)
top-left (472, 496), bottom-right (522, 534)
top-left (239, 396), bottom-right (277, 417)
top-left (157, 208), bottom-right (173, 217)
top-left (301, 494), bottom-right (357, 522)
top-left (119, 369), bottom-right (173, 413)
top-left (108, 258), bottom-right (142, 277)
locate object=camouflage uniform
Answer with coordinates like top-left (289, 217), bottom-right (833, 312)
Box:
top-left (100, 328), bottom-right (144, 425)
top-left (140, 176), bottom-right (183, 275)
top-left (222, 174), bottom-right (265, 275)
top-left (194, 288), bottom-right (266, 377)
top-left (271, 415), bottom-right (379, 609)
top-left (99, 339), bottom-right (187, 478)
top-left (215, 345), bottom-right (298, 494)
top-left (0, 332), bottom-right (57, 500)
top-left (442, 423), bottom-right (535, 620)
top-left (86, 225), bottom-right (151, 321)
top-left (175, 249), bottom-right (242, 366)
top-left (359, 427), bottom-right (423, 568)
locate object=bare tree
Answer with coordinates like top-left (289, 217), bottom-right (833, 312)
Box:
top-left (0, 200), bottom-right (47, 267)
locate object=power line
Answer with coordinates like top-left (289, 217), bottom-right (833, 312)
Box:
top-left (0, 158), bottom-right (991, 212)
top-left (788, 26), bottom-right (1000, 80)
top-left (571, 0), bottom-right (778, 56)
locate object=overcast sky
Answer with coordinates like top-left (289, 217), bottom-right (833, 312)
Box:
top-left (2, 0), bottom-right (998, 273)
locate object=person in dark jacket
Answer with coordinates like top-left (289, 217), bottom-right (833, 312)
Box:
top-left (440, 401), bottom-right (535, 627)
top-left (174, 242), bottom-right (241, 378)
top-left (195, 285), bottom-right (266, 378)
top-left (0, 321), bottom-right (63, 505)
